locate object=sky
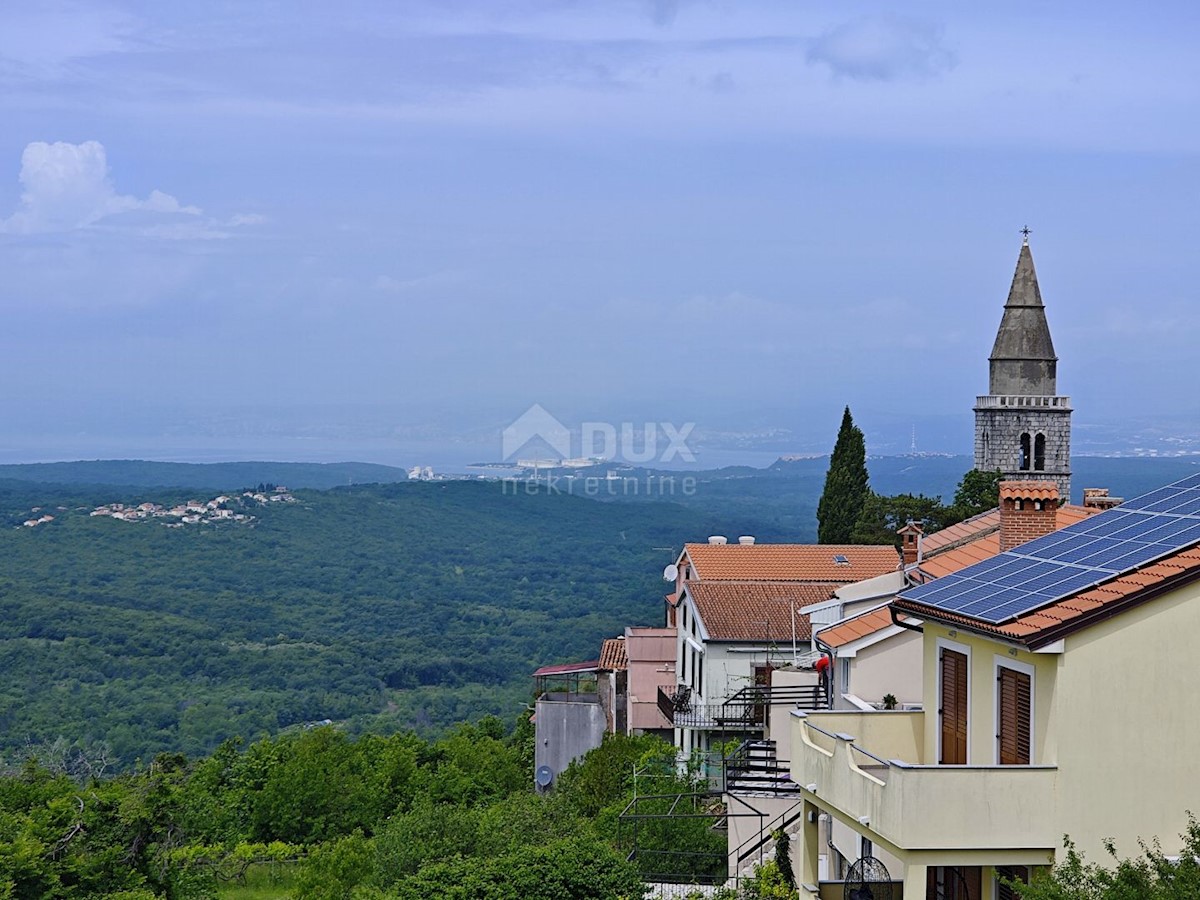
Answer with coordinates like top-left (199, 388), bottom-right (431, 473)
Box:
top-left (1, 1), bottom-right (1198, 465)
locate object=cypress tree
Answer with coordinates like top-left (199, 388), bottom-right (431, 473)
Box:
top-left (817, 406), bottom-right (870, 543)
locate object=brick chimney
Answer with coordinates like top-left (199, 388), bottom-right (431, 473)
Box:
top-left (897, 520), bottom-right (924, 567)
top-left (999, 481), bottom-right (1059, 552)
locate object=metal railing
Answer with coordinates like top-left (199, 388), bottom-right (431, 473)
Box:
top-left (659, 684), bottom-right (826, 729)
top-left (723, 740), bottom-right (800, 797)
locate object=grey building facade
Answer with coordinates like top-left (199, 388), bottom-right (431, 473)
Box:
top-left (974, 239), bottom-right (1072, 499)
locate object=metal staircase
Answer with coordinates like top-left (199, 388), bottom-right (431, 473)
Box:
top-left (724, 739), bottom-right (801, 797)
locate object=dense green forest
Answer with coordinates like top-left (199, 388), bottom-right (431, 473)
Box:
top-left (0, 481), bottom-right (726, 766)
top-left (0, 455), bottom-right (1194, 767)
top-left (0, 721), bottom-right (735, 899)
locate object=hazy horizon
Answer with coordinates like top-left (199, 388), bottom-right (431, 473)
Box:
top-left (3, 2), bottom-right (1198, 467)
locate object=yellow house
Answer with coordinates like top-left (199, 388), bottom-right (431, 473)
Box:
top-left (788, 478), bottom-right (1200, 899)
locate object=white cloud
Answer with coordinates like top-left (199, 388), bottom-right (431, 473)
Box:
top-left (227, 212), bottom-right (268, 227)
top-left (807, 16), bottom-right (956, 82)
top-left (0, 140), bottom-right (200, 234)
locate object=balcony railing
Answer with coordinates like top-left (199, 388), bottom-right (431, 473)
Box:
top-left (791, 710), bottom-right (1058, 851)
top-left (658, 684), bottom-right (825, 729)
top-left (974, 394), bottom-right (1072, 410)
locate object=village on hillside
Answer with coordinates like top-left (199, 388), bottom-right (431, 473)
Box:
top-left (533, 239), bottom-right (1200, 899)
top-left (84, 487), bottom-right (295, 527)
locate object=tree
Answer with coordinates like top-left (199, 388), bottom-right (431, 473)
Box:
top-left (1009, 815), bottom-right (1200, 899)
top-left (951, 468), bottom-right (1002, 521)
top-left (850, 492), bottom-right (951, 546)
top-left (817, 407), bottom-right (870, 544)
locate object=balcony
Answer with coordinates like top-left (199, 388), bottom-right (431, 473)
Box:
top-left (659, 684), bottom-right (825, 730)
top-left (974, 394), bottom-right (1071, 410)
top-left (791, 710), bottom-right (1058, 851)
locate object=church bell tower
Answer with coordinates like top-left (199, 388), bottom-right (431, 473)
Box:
top-left (974, 233), bottom-right (1072, 499)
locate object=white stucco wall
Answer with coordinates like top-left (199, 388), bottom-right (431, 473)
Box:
top-left (842, 629), bottom-right (923, 708)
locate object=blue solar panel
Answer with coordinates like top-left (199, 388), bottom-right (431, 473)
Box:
top-left (960, 589), bottom-right (1037, 618)
top-left (1069, 510), bottom-right (1142, 536)
top-left (1163, 494), bottom-right (1200, 517)
top-left (1054, 537), bottom-right (1123, 564)
top-left (993, 560), bottom-right (1059, 586)
top-left (1121, 487), bottom-right (1182, 511)
top-left (898, 474), bottom-right (1200, 626)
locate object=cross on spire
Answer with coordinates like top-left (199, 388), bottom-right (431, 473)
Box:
top-left (1021, 225), bottom-right (1031, 245)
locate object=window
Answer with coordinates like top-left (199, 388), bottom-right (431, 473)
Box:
top-left (996, 661), bottom-right (1033, 765)
top-left (996, 865), bottom-right (1030, 899)
top-left (939, 643), bottom-right (969, 765)
top-left (1019, 433), bottom-right (1031, 471)
top-left (1034, 433), bottom-right (1046, 471)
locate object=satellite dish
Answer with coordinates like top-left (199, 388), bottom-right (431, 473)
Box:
top-left (535, 766), bottom-right (554, 789)
top-left (663, 564), bottom-right (679, 582)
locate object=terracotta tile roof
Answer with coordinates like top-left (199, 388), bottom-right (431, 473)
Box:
top-left (599, 638), bottom-right (628, 671)
top-left (683, 543), bottom-right (898, 583)
top-left (999, 481), bottom-right (1059, 501)
top-left (815, 605), bottom-right (902, 650)
top-left (916, 505), bottom-right (1099, 580)
top-left (895, 546), bottom-right (1200, 646)
top-left (685, 581), bottom-right (841, 642)
top-left (916, 510), bottom-right (1001, 555)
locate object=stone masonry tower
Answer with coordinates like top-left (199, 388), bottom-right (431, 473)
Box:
top-left (974, 236), bottom-right (1072, 500)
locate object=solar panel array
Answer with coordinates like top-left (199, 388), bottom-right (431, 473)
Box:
top-left (899, 474), bottom-right (1200, 625)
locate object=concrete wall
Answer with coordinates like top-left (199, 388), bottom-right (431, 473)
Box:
top-left (829, 817), bottom-right (904, 883)
top-left (725, 793), bottom-right (797, 878)
top-left (842, 629), bottom-right (922, 709)
top-left (767, 668), bottom-right (821, 763)
top-left (1055, 577), bottom-right (1200, 861)
top-left (534, 693), bottom-right (606, 788)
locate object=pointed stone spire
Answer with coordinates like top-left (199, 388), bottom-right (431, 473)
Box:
top-left (988, 240), bottom-right (1058, 395)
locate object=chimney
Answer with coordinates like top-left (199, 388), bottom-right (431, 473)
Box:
top-left (708, 535), bottom-right (728, 545)
top-left (1083, 487), bottom-right (1123, 510)
top-left (897, 521), bottom-right (924, 567)
top-left (999, 481), bottom-right (1059, 552)
top-left (738, 536), bottom-right (755, 545)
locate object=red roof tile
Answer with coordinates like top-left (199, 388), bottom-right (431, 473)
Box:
top-left (685, 581), bottom-right (840, 642)
top-left (815, 605), bottom-right (903, 650)
top-left (599, 638), bottom-right (628, 671)
top-left (999, 481), bottom-right (1060, 501)
top-left (683, 543), bottom-right (898, 583)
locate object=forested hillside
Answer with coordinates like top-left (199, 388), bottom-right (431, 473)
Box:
top-left (0, 482), bottom-right (716, 766)
top-left (1, 454), bottom-right (1194, 768)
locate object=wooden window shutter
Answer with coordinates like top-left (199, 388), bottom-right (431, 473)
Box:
top-left (997, 667), bottom-right (1031, 765)
top-left (939, 649), bottom-right (968, 765)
